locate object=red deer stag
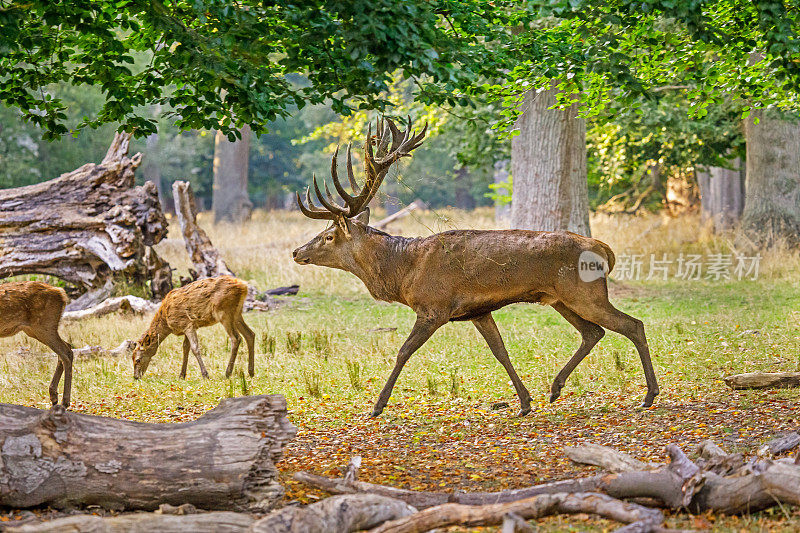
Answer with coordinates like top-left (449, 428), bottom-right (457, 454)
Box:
top-left (292, 118), bottom-right (659, 417)
top-left (132, 276), bottom-right (256, 380)
top-left (0, 281), bottom-right (74, 407)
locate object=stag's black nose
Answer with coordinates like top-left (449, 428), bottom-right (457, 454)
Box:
top-left (292, 250), bottom-right (298, 258)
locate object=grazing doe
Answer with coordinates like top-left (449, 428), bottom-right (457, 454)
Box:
top-left (0, 281), bottom-right (74, 407)
top-left (292, 118), bottom-right (660, 417)
top-left (132, 276), bottom-right (256, 379)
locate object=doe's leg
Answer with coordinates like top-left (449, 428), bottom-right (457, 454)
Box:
top-left (184, 328), bottom-right (210, 379)
top-left (26, 327), bottom-right (73, 408)
top-left (179, 337), bottom-right (190, 379)
top-left (372, 314), bottom-right (445, 417)
top-left (549, 302), bottom-right (605, 403)
top-left (472, 313), bottom-right (533, 416)
top-left (49, 360), bottom-right (63, 405)
top-left (220, 315), bottom-right (242, 378)
top-left (236, 316), bottom-right (256, 377)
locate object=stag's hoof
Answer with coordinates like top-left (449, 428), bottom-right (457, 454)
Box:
top-left (516, 407), bottom-right (531, 417)
top-left (202, 372), bottom-right (210, 380)
top-left (549, 390), bottom-right (561, 403)
top-left (369, 406), bottom-right (384, 418)
top-left (640, 390), bottom-right (659, 408)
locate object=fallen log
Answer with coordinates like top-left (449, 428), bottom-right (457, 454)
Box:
top-left (72, 340), bottom-right (135, 358)
top-left (251, 494), bottom-right (417, 533)
top-left (295, 445), bottom-right (699, 510)
top-left (172, 180), bottom-right (235, 278)
top-left (723, 371), bottom-right (800, 390)
top-left (0, 133), bottom-right (172, 302)
top-left (564, 443), bottom-right (649, 473)
top-left (5, 512), bottom-right (255, 533)
top-left (61, 295), bottom-right (158, 321)
top-left (0, 395), bottom-right (295, 511)
top-left (261, 285), bottom-right (300, 297)
top-left (758, 431), bottom-right (800, 456)
top-left (7, 494), bottom-right (416, 533)
top-left (373, 200), bottom-right (426, 230)
top-left (368, 492), bottom-right (664, 533)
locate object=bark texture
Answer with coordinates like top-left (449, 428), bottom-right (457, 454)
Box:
top-left (173, 180), bottom-right (235, 278)
top-left (252, 494), bottom-right (417, 533)
top-left (369, 492), bottom-right (663, 533)
top-left (6, 495), bottom-right (415, 533)
top-left (0, 395), bottom-right (295, 511)
top-left (511, 89), bottom-right (590, 236)
top-left (742, 110), bottom-right (800, 243)
top-left (0, 133), bottom-right (172, 300)
top-left (61, 296), bottom-right (157, 321)
top-left (723, 371), bottom-right (800, 390)
top-left (696, 159), bottom-right (744, 231)
top-left (6, 512), bottom-right (255, 533)
top-left (213, 126), bottom-right (253, 224)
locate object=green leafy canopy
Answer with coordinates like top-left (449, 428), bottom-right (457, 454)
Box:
top-left (0, 0), bottom-right (517, 139)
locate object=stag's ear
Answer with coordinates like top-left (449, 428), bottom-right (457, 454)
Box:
top-left (352, 208), bottom-right (370, 226)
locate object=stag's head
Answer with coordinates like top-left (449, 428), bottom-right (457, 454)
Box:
top-left (293, 118), bottom-right (426, 270)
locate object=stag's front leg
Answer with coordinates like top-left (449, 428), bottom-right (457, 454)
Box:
top-left (472, 313), bottom-right (533, 416)
top-left (371, 314), bottom-right (445, 417)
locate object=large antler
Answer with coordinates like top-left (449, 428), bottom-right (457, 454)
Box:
top-left (296, 117), bottom-right (427, 221)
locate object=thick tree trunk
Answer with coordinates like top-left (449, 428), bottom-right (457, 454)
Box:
top-left (0, 395), bottom-right (295, 511)
top-left (0, 133), bottom-right (172, 301)
top-left (697, 159), bottom-right (744, 231)
top-left (173, 180), bottom-right (235, 278)
top-left (493, 159), bottom-right (511, 224)
top-left (511, 89), bottom-right (590, 236)
top-left (742, 110), bottom-right (800, 243)
top-left (213, 126), bottom-right (253, 224)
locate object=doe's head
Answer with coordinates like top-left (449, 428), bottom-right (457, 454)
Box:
top-left (131, 332), bottom-right (159, 379)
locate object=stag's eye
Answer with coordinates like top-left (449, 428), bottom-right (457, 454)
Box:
top-left (325, 234), bottom-right (334, 242)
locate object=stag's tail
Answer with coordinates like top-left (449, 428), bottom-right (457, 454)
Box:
top-left (595, 239), bottom-right (616, 274)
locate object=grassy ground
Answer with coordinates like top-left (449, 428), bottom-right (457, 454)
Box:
top-left (2, 208), bottom-right (800, 531)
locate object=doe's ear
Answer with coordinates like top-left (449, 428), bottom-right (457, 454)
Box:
top-left (352, 208), bottom-right (370, 226)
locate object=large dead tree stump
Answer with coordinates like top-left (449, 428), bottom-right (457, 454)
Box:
top-left (172, 180), bottom-right (234, 279)
top-left (0, 133), bottom-right (172, 302)
top-left (0, 395), bottom-right (295, 511)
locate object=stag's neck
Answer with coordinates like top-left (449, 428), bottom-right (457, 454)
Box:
top-left (347, 230), bottom-right (417, 304)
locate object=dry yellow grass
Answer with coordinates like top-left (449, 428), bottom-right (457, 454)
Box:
top-left (2, 208), bottom-right (800, 530)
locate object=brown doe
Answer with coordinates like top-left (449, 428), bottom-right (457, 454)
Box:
top-left (132, 276), bottom-right (256, 379)
top-left (293, 118), bottom-right (660, 417)
top-left (0, 281), bottom-right (74, 407)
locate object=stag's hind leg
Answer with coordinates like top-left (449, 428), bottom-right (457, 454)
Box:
top-left (235, 316), bottom-right (256, 377)
top-left (565, 297), bottom-right (659, 407)
top-left (472, 313), bottom-right (532, 416)
top-left (549, 302), bottom-right (605, 403)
